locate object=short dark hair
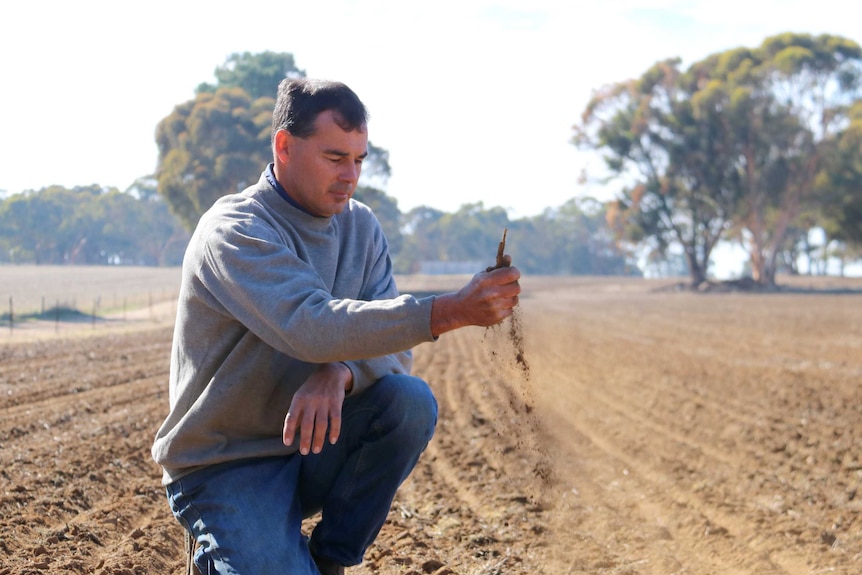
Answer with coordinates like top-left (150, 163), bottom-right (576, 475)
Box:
top-left (271, 78), bottom-right (368, 142)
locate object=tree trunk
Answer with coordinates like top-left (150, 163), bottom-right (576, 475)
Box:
top-left (685, 250), bottom-right (706, 288)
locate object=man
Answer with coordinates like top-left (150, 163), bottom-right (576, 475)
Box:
top-left (152, 78), bottom-right (521, 575)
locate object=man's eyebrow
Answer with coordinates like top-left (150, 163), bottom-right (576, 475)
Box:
top-left (324, 148), bottom-right (368, 159)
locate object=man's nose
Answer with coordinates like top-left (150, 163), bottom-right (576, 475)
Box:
top-left (339, 161), bottom-right (360, 183)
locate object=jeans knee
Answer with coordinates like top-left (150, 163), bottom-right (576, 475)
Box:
top-left (378, 375), bottom-right (438, 447)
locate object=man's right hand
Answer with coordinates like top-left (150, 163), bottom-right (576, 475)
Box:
top-left (282, 362), bottom-right (352, 455)
top-left (430, 257), bottom-right (521, 338)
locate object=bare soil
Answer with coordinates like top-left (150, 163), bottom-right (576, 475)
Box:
top-left (1, 275), bottom-right (861, 574)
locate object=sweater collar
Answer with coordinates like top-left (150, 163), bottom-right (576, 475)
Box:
top-left (259, 166), bottom-right (336, 231)
top-left (265, 163), bottom-right (322, 218)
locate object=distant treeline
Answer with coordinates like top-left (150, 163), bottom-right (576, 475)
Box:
top-left (0, 182), bottom-right (637, 276)
top-left (0, 181), bottom-right (188, 266)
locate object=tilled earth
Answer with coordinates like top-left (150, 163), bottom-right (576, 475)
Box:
top-left (1, 276), bottom-right (861, 574)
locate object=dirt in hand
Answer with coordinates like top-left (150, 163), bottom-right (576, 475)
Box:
top-left (484, 228), bottom-right (530, 380)
top-left (485, 228), bottom-right (509, 272)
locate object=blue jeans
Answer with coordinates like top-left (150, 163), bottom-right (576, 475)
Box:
top-left (165, 374), bottom-right (437, 575)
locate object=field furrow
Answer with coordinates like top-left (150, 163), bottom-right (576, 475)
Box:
top-left (1, 274), bottom-right (861, 575)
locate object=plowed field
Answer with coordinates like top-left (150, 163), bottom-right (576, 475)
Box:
top-left (1, 275), bottom-right (861, 574)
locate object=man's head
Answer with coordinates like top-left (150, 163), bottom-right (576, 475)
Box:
top-left (271, 78), bottom-right (368, 141)
top-left (271, 79), bottom-right (369, 217)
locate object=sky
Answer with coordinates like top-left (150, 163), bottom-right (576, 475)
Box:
top-left (2, 0), bottom-right (861, 227)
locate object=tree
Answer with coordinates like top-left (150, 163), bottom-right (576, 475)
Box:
top-left (3, 186), bottom-right (73, 263)
top-left (728, 34), bottom-right (862, 285)
top-left (353, 186), bottom-right (402, 255)
top-left (361, 142), bottom-right (392, 191)
top-left (575, 33), bottom-right (862, 287)
top-left (395, 206), bottom-right (446, 273)
top-left (197, 51), bottom-right (306, 100)
top-left (575, 59), bottom-right (738, 286)
top-left (156, 87), bottom-right (274, 229)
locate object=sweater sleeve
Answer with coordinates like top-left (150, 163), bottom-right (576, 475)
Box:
top-left (341, 226), bottom-right (416, 394)
top-left (193, 206), bottom-right (434, 364)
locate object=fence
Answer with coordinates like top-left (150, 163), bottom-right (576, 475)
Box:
top-left (1, 265), bottom-right (182, 337)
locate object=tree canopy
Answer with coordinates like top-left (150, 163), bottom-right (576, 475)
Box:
top-left (155, 86), bottom-right (275, 229)
top-left (575, 33), bottom-right (862, 286)
top-left (196, 51), bottom-right (306, 99)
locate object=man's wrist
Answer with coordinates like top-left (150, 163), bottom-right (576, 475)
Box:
top-left (338, 362), bottom-right (354, 394)
top-left (430, 293), bottom-right (462, 338)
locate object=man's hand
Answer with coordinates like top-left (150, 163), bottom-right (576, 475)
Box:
top-left (282, 363), bottom-right (353, 455)
top-left (430, 256), bottom-right (521, 337)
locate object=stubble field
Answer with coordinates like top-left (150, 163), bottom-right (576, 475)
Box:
top-left (1, 270), bottom-right (861, 574)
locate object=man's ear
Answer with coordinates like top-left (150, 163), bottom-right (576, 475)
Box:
top-left (274, 129), bottom-right (291, 164)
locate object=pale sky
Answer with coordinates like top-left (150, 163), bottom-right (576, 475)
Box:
top-left (2, 0), bottom-right (861, 221)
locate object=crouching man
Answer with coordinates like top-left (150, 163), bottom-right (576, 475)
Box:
top-left (152, 78), bottom-right (520, 575)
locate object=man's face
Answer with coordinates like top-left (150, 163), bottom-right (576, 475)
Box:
top-left (276, 109), bottom-right (368, 217)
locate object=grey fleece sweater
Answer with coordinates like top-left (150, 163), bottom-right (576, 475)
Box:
top-left (151, 170), bottom-right (436, 484)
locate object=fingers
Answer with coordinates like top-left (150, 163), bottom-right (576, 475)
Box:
top-left (282, 410), bottom-right (298, 447)
top-left (282, 363), bottom-right (348, 455)
top-left (328, 413), bottom-right (342, 447)
top-left (485, 262), bottom-right (520, 285)
top-left (483, 266), bottom-right (521, 302)
top-left (282, 398), bottom-right (343, 455)
top-left (299, 408), bottom-right (321, 455)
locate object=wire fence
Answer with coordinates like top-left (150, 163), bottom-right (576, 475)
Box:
top-left (1, 265), bottom-right (182, 337)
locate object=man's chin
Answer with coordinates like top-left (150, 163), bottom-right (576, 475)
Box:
top-left (330, 195), bottom-right (351, 212)
top-left (320, 200), bottom-right (349, 217)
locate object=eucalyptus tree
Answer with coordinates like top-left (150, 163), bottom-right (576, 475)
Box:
top-left (574, 58), bottom-right (739, 286)
top-left (575, 33), bottom-right (862, 287)
top-left (720, 34), bottom-right (862, 284)
top-left (156, 87), bottom-right (275, 229)
top-left (196, 51), bottom-right (305, 100)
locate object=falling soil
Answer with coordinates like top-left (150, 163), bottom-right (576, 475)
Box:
top-left (480, 228), bottom-right (548, 491)
top-left (508, 307), bottom-right (530, 381)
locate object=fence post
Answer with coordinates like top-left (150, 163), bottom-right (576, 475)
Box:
top-left (8, 296), bottom-right (12, 335)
